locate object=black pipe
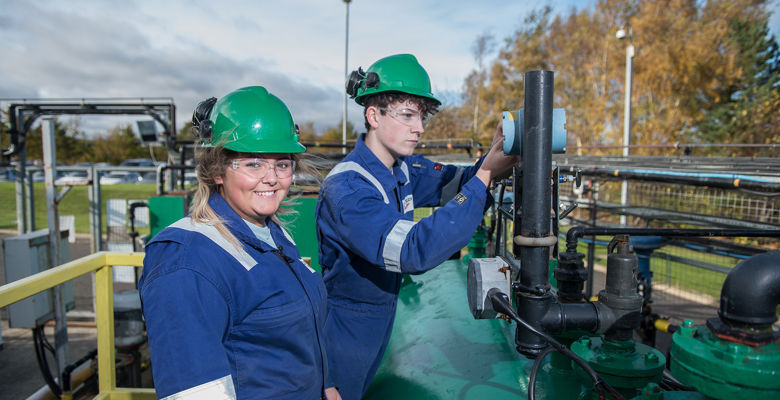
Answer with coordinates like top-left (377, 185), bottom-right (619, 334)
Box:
top-left (489, 290), bottom-right (626, 400)
top-left (719, 250), bottom-right (780, 326)
top-left (565, 226), bottom-right (780, 253)
top-left (515, 70), bottom-right (555, 356)
top-left (540, 301), bottom-right (601, 334)
top-left (519, 70), bottom-right (554, 287)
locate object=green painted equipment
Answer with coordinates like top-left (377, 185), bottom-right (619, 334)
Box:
top-left (570, 336), bottom-right (665, 399)
top-left (363, 259), bottom-right (590, 399)
top-left (147, 196), bottom-right (189, 239)
top-left (363, 256), bottom-right (696, 400)
top-left (279, 195), bottom-right (320, 272)
top-left (670, 319), bottom-right (780, 400)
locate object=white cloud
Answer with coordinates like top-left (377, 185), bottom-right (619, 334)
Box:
top-left (2, 0), bottom-right (775, 140)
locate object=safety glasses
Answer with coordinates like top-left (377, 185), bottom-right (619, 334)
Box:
top-left (379, 107), bottom-right (429, 127)
top-left (230, 158), bottom-right (295, 179)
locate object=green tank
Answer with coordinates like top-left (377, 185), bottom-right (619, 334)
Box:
top-left (360, 259), bottom-right (719, 400)
top-left (363, 259), bottom-right (592, 399)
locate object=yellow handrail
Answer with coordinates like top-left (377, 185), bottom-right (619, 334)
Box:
top-left (0, 251), bottom-right (156, 400)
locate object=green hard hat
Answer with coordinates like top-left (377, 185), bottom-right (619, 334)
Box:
top-left (198, 86), bottom-right (306, 154)
top-left (348, 54), bottom-right (441, 106)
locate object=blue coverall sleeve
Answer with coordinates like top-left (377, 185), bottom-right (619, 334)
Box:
top-left (140, 265), bottom-right (233, 398)
top-left (320, 175), bottom-right (489, 275)
top-left (406, 154), bottom-right (486, 207)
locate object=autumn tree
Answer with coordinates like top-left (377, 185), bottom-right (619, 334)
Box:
top-left (459, 0), bottom-right (778, 156)
top-left (320, 118), bottom-right (359, 142)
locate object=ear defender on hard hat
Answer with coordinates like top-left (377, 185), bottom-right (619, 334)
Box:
top-left (193, 97), bottom-right (218, 144)
top-left (346, 67), bottom-right (381, 99)
top-left (346, 68), bottom-right (366, 99)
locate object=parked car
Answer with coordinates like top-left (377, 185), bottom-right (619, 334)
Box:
top-left (119, 158), bottom-right (155, 168)
top-left (100, 171), bottom-right (142, 185)
top-left (139, 171), bottom-right (158, 184)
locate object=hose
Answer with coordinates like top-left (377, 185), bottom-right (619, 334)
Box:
top-left (32, 326), bottom-right (62, 397)
top-left (528, 346), bottom-right (556, 400)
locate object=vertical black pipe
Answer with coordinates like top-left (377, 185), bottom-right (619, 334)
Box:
top-left (520, 70), bottom-right (553, 285)
top-left (515, 70), bottom-right (555, 355)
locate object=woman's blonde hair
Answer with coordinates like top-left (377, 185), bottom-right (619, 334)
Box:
top-left (189, 145), bottom-right (321, 248)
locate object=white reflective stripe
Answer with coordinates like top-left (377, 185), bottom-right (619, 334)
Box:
top-left (326, 161), bottom-right (389, 204)
top-left (382, 219), bottom-right (416, 273)
top-left (160, 374), bottom-right (236, 400)
top-left (440, 166), bottom-right (465, 206)
top-left (168, 218), bottom-right (257, 271)
top-left (280, 226), bottom-right (296, 246)
top-left (399, 161), bottom-right (410, 185)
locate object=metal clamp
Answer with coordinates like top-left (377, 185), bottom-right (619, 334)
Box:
top-left (513, 234), bottom-right (558, 247)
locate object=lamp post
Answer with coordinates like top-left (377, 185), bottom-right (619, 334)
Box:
top-left (342, 0), bottom-right (352, 155)
top-left (617, 26), bottom-right (634, 226)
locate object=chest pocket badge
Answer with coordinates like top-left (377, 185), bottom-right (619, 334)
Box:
top-left (402, 194), bottom-right (414, 213)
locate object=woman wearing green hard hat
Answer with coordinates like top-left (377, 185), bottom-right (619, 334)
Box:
top-left (139, 86), bottom-right (339, 399)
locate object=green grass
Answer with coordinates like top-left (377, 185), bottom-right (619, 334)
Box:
top-left (0, 182), bottom-right (158, 235)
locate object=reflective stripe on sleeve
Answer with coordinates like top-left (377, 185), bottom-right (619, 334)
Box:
top-left (160, 374), bottom-right (237, 400)
top-left (439, 166), bottom-right (465, 205)
top-left (168, 218), bottom-right (257, 271)
top-left (325, 161), bottom-right (389, 204)
top-left (382, 219), bottom-right (416, 273)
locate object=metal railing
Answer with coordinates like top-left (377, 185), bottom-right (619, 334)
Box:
top-left (0, 252), bottom-right (155, 400)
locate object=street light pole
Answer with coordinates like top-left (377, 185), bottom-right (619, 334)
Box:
top-left (342, 0), bottom-right (352, 155)
top-left (618, 26), bottom-right (634, 225)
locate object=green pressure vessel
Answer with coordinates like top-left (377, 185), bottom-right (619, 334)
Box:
top-left (363, 260), bottom-right (591, 399)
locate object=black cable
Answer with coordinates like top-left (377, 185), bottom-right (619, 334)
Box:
top-left (528, 346), bottom-right (556, 400)
top-left (41, 326), bottom-right (56, 354)
top-left (662, 370), bottom-right (697, 391)
top-left (489, 291), bottom-right (626, 400)
top-left (33, 326), bottom-right (62, 397)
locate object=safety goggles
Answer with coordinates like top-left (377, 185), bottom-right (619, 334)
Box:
top-left (230, 158), bottom-right (295, 179)
top-left (379, 107), bottom-right (429, 127)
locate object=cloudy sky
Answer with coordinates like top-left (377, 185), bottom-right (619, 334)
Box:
top-left (1, 0), bottom-right (779, 138)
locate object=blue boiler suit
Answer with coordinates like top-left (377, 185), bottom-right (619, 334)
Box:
top-left (316, 134), bottom-right (492, 399)
top-left (139, 193), bottom-right (328, 400)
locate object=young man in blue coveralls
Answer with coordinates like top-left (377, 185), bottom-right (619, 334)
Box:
top-left (316, 54), bottom-right (518, 399)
